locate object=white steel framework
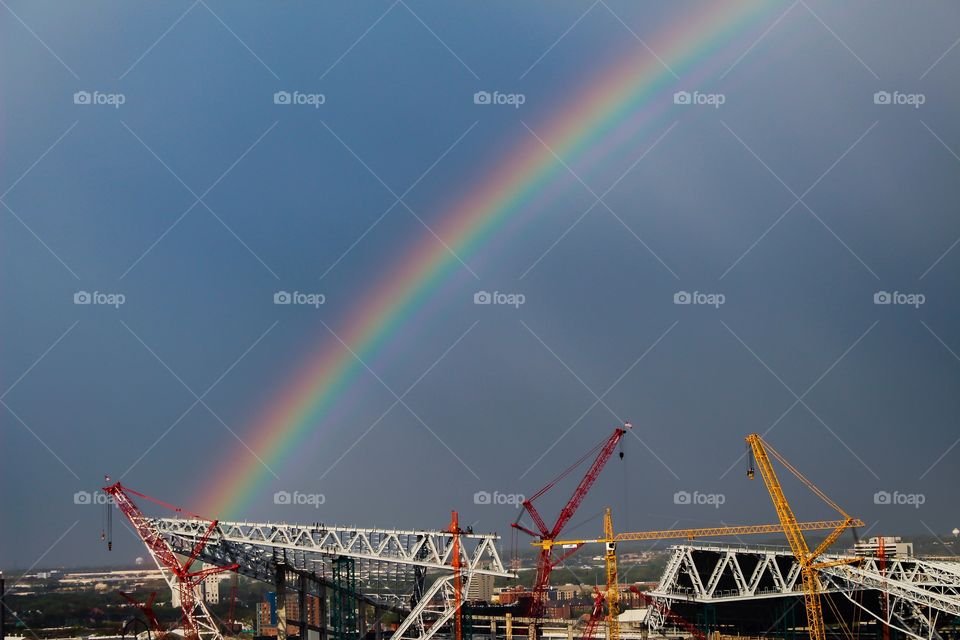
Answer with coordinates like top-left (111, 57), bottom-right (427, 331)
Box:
top-left (151, 517), bottom-right (511, 640)
top-left (650, 543), bottom-right (960, 640)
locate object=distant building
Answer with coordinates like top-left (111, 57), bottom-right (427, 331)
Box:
top-left (255, 592), bottom-right (323, 636)
top-left (617, 608), bottom-right (650, 629)
top-left (466, 572), bottom-right (495, 602)
top-left (58, 568), bottom-right (165, 586)
top-left (552, 584), bottom-right (582, 601)
top-left (495, 586), bottom-right (527, 606)
top-left (852, 536), bottom-right (913, 559)
top-left (544, 604), bottom-right (571, 619)
top-left (202, 568), bottom-right (225, 604)
top-left (172, 564), bottom-right (230, 607)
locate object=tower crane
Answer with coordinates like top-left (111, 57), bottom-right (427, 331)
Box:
top-left (103, 479), bottom-right (238, 640)
top-left (745, 434), bottom-right (861, 640)
top-left (512, 423), bottom-right (630, 631)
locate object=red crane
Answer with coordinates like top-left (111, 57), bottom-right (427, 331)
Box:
top-left (628, 587), bottom-right (706, 640)
top-left (103, 479), bottom-right (238, 640)
top-left (579, 588), bottom-right (606, 640)
top-left (512, 424), bottom-right (630, 623)
top-left (117, 590), bottom-right (162, 634)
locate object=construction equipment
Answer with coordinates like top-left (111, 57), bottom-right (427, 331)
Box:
top-left (117, 590), bottom-right (162, 636)
top-left (331, 557), bottom-right (358, 640)
top-left (450, 511), bottom-right (464, 640)
top-left (512, 423), bottom-right (630, 627)
top-left (103, 479), bottom-right (238, 640)
top-left (539, 509), bottom-right (863, 640)
top-left (580, 588), bottom-right (606, 640)
top-left (628, 586), bottom-right (706, 640)
top-left (152, 516), bottom-right (510, 640)
top-left (602, 509), bottom-right (619, 640)
top-left (745, 433), bottom-right (861, 640)
top-left (878, 537), bottom-right (891, 640)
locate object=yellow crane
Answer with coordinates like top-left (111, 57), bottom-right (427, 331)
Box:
top-left (534, 508), bottom-right (863, 640)
top-left (745, 433), bottom-right (861, 640)
top-left (602, 508), bottom-right (619, 640)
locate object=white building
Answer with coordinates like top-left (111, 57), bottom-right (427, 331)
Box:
top-left (852, 536), bottom-right (913, 559)
top-left (171, 564), bottom-right (229, 606)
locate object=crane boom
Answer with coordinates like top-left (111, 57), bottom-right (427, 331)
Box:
top-left (512, 424), bottom-right (630, 627)
top-left (550, 427), bottom-right (627, 539)
top-left (545, 518), bottom-right (863, 546)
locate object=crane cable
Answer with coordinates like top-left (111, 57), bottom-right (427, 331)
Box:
top-left (619, 436), bottom-right (629, 532)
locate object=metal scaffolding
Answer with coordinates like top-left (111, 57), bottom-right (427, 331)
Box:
top-left (149, 517), bottom-right (511, 640)
top-left (332, 558), bottom-right (358, 640)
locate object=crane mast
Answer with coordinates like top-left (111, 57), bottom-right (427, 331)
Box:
top-left (603, 509), bottom-right (619, 640)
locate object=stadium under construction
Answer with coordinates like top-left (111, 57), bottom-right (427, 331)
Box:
top-left (101, 427), bottom-right (960, 640)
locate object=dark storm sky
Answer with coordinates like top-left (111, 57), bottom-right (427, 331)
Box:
top-left (2, 1), bottom-right (959, 569)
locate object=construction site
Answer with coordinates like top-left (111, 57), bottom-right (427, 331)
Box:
top-left (55, 425), bottom-right (959, 640)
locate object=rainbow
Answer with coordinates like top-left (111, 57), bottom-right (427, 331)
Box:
top-left (200, 1), bottom-right (780, 517)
